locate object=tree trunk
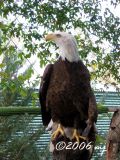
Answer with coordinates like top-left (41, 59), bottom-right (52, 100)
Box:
top-left (106, 109), bottom-right (120, 160)
top-left (51, 126), bottom-right (96, 160)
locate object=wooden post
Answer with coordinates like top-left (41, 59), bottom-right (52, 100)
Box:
top-left (107, 109), bottom-right (120, 160)
top-left (51, 127), bottom-right (96, 160)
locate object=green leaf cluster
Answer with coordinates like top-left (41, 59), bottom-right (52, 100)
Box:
top-left (1, 0), bottom-right (120, 89)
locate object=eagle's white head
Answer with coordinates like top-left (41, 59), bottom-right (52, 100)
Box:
top-left (45, 31), bottom-right (80, 62)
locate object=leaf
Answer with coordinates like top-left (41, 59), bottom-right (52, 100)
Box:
top-left (20, 89), bottom-right (27, 97)
top-left (95, 135), bottom-right (106, 145)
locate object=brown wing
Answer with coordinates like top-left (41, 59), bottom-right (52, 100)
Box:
top-left (39, 64), bottom-right (53, 126)
top-left (82, 89), bottom-right (98, 137)
top-left (88, 89), bottom-right (98, 123)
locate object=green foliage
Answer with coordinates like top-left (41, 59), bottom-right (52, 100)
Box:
top-left (0, 47), bottom-right (43, 158)
top-left (0, 44), bottom-right (38, 106)
top-left (0, 0), bottom-right (120, 90)
top-left (0, 114), bottom-right (50, 160)
top-left (0, 7), bottom-right (41, 159)
top-left (97, 103), bottom-right (108, 113)
top-left (95, 135), bottom-right (106, 145)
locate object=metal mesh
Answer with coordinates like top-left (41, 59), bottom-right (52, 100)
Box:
top-left (0, 92), bottom-right (120, 159)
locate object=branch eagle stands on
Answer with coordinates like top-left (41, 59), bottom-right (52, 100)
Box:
top-left (39, 31), bottom-right (98, 156)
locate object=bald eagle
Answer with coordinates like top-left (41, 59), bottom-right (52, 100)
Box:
top-left (39, 32), bottom-right (97, 142)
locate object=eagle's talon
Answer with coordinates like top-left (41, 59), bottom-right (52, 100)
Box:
top-left (72, 129), bottom-right (86, 142)
top-left (51, 124), bottom-right (64, 140)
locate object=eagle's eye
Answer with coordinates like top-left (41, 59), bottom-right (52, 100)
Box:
top-left (56, 34), bottom-right (62, 38)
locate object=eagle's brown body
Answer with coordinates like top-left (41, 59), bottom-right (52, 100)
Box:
top-left (39, 32), bottom-right (97, 159)
top-left (39, 57), bottom-right (97, 131)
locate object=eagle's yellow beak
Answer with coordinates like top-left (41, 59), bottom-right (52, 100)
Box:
top-left (45, 33), bottom-right (56, 41)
